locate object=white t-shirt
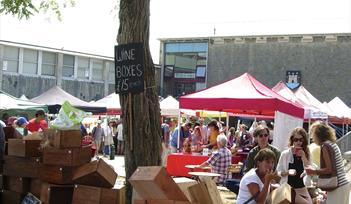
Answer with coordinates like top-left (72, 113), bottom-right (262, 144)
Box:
top-left (236, 168), bottom-right (264, 204)
top-left (117, 124), bottom-right (123, 141)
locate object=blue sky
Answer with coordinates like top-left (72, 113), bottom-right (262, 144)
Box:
top-left (0, 0), bottom-right (350, 63)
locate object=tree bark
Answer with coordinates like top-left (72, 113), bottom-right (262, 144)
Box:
top-left (117, 1), bottom-right (161, 203)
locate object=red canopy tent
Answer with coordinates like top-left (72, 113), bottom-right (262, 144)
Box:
top-left (179, 73), bottom-right (304, 119)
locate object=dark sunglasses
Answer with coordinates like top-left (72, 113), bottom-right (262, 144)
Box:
top-left (293, 138), bottom-right (304, 142)
top-left (258, 133), bottom-right (269, 138)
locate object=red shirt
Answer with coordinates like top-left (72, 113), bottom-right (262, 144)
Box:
top-left (26, 118), bottom-right (48, 132)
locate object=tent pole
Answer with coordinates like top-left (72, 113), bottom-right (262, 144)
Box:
top-left (308, 118), bottom-right (311, 145)
top-left (177, 110), bottom-right (181, 152)
top-left (226, 114), bottom-right (229, 135)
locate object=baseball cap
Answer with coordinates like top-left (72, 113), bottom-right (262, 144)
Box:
top-left (16, 117), bottom-right (28, 126)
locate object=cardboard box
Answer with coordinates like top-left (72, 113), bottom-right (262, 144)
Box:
top-left (129, 166), bottom-right (188, 201)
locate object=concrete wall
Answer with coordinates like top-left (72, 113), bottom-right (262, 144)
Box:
top-left (207, 34), bottom-right (351, 105)
top-left (2, 74), bottom-right (56, 99)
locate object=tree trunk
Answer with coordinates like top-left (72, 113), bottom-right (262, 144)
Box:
top-left (117, 1), bottom-right (161, 203)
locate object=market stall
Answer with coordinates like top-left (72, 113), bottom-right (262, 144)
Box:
top-left (30, 86), bottom-right (106, 114)
top-left (179, 73), bottom-right (305, 151)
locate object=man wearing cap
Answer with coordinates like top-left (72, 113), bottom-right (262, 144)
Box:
top-left (170, 122), bottom-right (192, 153)
top-left (14, 117), bottom-right (30, 136)
top-left (27, 110), bottom-right (48, 132)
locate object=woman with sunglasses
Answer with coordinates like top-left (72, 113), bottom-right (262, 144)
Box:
top-left (244, 125), bottom-right (281, 174)
top-left (276, 127), bottom-right (312, 204)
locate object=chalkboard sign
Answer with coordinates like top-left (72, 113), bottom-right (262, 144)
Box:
top-left (115, 43), bottom-right (144, 94)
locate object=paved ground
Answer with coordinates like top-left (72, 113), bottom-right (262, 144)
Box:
top-left (102, 155), bottom-right (351, 203)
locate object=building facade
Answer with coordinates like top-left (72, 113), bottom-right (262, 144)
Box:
top-left (159, 33), bottom-right (351, 106)
top-left (0, 40), bottom-right (115, 101)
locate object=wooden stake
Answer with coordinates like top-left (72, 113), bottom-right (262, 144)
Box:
top-left (129, 93), bottom-right (133, 151)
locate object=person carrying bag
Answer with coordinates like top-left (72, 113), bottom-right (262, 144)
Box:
top-left (316, 142), bottom-right (338, 191)
top-left (306, 121), bottom-right (350, 204)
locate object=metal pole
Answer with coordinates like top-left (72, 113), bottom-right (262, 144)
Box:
top-left (177, 110), bottom-right (181, 152)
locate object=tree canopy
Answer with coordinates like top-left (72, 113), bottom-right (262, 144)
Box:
top-left (0, 0), bottom-right (75, 20)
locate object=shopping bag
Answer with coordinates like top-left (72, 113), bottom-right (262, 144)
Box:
top-left (271, 183), bottom-right (292, 204)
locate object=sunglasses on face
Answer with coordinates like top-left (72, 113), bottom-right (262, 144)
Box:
top-left (293, 138), bottom-right (304, 142)
top-left (258, 133), bottom-right (269, 138)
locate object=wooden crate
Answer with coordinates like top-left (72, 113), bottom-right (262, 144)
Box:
top-left (173, 177), bottom-right (197, 203)
top-left (40, 182), bottom-right (74, 204)
top-left (7, 138), bottom-right (42, 157)
top-left (30, 178), bottom-right (42, 198)
top-left (72, 184), bottom-right (125, 204)
top-left (43, 129), bottom-right (82, 148)
top-left (3, 176), bottom-right (30, 194)
top-left (3, 156), bottom-right (41, 178)
top-left (0, 175), bottom-right (3, 188)
top-left (2, 190), bottom-right (25, 204)
top-left (40, 164), bottom-right (75, 184)
top-left (3, 127), bottom-right (22, 141)
top-left (129, 166), bottom-right (188, 201)
top-left (43, 146), bottom-right (91, 166)
top-left (73, 159), bottom-right (117, 188)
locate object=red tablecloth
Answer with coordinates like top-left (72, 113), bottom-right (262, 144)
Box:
top-left (166, 152), bottom-right (248, 177)
top-left (166, 153), bottom-right (209, 177)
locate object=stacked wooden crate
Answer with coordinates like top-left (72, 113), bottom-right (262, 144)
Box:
top-left (71, 158), bottom-right (122, 204)
top-left (40, 129), bottom-right (91, 204)
top-left (130, 166), bottom-right (224, 204)
top-left (1, 127), bottom-right (42, 203)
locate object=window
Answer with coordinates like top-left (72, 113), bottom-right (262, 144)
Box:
top-left (23, 49), bottom-right (38, 74)
top-left (196, 66), bottom-right (206, 78)
top-left (92, 60), bottom-right (103, 81)
top-left (3, 46), bottom-right (19, 72)
top-left (42, 52), bottom-right (56, 76)
top-left (108, 62), bottom-right (115, 82)
top-left (63, 54), bottom-right (75, 78)
top-left (77, 57), bottom-right (90, 79)
top-left (164, 65), bottom-right (174, 77)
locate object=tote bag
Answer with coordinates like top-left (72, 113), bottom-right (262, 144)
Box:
top-left (317, 142), bottom-right (338, 191)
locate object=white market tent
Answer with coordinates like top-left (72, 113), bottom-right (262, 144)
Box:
top-left (0, 91), bottom-right (47, 111)
top-left (272, 82), bottom-right (328, 119)
top-left (30, 86), bottom-right (106, 114)
top-left (159, 96), bottom-right (179, 116)
top-left (91, 93), bottom-right (121, 115)
top-left (328, 97), bottom-right (351, 121)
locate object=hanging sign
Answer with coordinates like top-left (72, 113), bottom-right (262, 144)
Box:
top-left (114, 43), bottom-right (144, 94)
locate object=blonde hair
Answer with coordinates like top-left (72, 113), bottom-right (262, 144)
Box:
top-left (310, 121), bottom-right (336, 145)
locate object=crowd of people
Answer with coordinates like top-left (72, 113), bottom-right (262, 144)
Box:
top-left (161, 118), bottom-right (350, 204)
top-left (0, 111), bottom-right (125, 158)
